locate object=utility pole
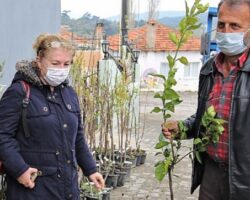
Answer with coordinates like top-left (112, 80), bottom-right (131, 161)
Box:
top-left (121, 0), bottom-right (129, 46)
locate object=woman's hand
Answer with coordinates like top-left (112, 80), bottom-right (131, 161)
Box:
top-left (17, 167), bottom-right (38, 189)
top-left (89, 172), bottom-right (105, 190)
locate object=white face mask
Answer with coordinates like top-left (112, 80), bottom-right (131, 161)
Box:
top-left (216, 32), bottom-right (247, 56)
top-left (44, 66), bottom-right (71, 86)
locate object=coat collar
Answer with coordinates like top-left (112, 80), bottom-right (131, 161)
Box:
top-left (200, 50), bottom-right (250, 75)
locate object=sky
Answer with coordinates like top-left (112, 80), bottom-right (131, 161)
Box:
top-left (61, 0), bottom-right (221, 19)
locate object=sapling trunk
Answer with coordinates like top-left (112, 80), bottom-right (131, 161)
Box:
top-left (151, 1), bottom-right (209, 200)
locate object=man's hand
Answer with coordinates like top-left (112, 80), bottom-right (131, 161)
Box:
top-left (17, 167), bottom-right (38, 189)
top-left (89, 172), bottom-right (105, 190)
top-left (162, 120), bottom-right (179, 139)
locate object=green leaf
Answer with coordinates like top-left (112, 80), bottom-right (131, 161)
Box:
top-left (212, 134), bottom-right (220, 143)
top-left (182, 30), bottom-right (193, 43)
top-left (190, 4), bottom-right (196, 15)
top-left (166, 77), bottom-right (177, 87)
top-left (207, 106), bottom-right (216, 118)
top-left (151, 107), bottom-right (162, 113)
top-left (201, 136), bottom-right (209, 145)
top-left (179, 18), bottom-right (187, 33)
top-left (199, 145), bottom-right (207, 152)
top-left (155, 152), bottom-right (163, 156)
top-left (179, 56), bottom-right (189, 65)
top-left (194, 138), bottom-right (202, 145)
top-left (164, 148), bottom-right (171, 157)
top-left (196, 3), bottom-right (209, 13)
top-left (168, 32), bottom-right (178, 45)
top-left (164, 102), bottom-right (175, 112)
top-left (195, 151), bottom-right (202, 163)
top-left (187, 23), bottom-right (202, 31)
top-left (167, 55), bottom-right (175, 68)
top-left (186, 16), bottom-right (198, 25)
top-left (178, 121), bottom-right (188, 139)
top-left (215, 119), bottom-right (227, 125)
top-left (154, 161), bottom-right (161, 167)
top-left (154, 92), bottom-right (162, 99)
top-left (149, 73), bottom-right (166, 81)
top-left (164, 113), bottom-right (172, 120)
top-left (155, 161), bottom-right (168, 182)
top-left (185, 0), bottom-right (189, 16)
top-left (173, 98), bottom-right (183, 105)
top-left (163, 89), bottom-right (180, 100)
top-left (158, 133), bottom-right (165, 141)
top-left (155, 141), bottom-right (169, 149)
top-left (217, 126), bottom-right (224, 133)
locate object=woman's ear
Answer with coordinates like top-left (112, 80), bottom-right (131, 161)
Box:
top-left (36, 56), bottom-right (42, 68)
top-left (36, 56), bottom-right (40, 63)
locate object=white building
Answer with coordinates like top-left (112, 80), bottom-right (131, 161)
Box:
top-left (108, 20), bottom-right (202, 91)
top-left (0, 0), bottom-right (60, 92)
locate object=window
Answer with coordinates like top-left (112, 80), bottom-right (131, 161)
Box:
top-left (160, 62), bottom-right (170, 76)
top-left (184, 62), bottom-right (200, 78)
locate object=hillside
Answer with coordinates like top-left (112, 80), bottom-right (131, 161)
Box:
top-left (61, 11), bottom-right (211, 38)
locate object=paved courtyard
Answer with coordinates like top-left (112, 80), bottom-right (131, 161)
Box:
top-left (111, 91), bottom-right (199, 200)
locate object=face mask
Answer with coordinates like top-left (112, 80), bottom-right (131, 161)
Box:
top-left (44, 66), bottom-right (71, 86)
top-left (216, 32), bottom-right (247, 56)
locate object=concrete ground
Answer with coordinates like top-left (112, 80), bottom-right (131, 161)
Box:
top-left (110, 91), bottom-right (199, 200)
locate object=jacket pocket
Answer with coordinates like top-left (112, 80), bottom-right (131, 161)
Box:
top-left (26, 97), bottom-right (51, 118)
top-left (37, 166), bottom-right (57, 176)
top-left (20, 149), bottom-right (58, 167)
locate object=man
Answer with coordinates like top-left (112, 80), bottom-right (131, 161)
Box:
top-left (163, 0), bottom-right (250, 199)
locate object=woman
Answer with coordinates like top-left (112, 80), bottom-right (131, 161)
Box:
top-left (0, 33), bottom-right (104, 199)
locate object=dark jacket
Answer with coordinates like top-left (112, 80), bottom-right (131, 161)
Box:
top-left (0, 61), bottom-right (97, 200)
top-left (185, 52), bottom-right (250, 200)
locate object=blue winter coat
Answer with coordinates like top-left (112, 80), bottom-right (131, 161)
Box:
top-left (0, 61), bottom-right (97, 200)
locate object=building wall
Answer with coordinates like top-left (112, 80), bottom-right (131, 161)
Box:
top-left (0, 0), bottom-right (61, 90)
top-left (139, 51), bottom-right (203, 91)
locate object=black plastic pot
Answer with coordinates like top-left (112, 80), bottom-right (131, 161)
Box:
top-left (118, 166), bottom-right (131, 179)
top-left (127, 156), bottom-right (137, 168)
top-left (102, 191), bottom-right (111, 200)
top-left (140, 153), bottom-right (147, 165)
top-left (85, 195), bottom-right (101, 200)
top-left (135, 154), bottom-right (142, 166)
top-left (115, 171), bottom-right (127, 187)
top-left (105, 174), bottom-right (118, 189)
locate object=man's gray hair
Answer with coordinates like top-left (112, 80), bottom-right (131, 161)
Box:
top-left (218, 0), bottom-right (250, 11)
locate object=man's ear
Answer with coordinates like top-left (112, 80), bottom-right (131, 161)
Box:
top-left (244, 29), bottom-right (250, 47)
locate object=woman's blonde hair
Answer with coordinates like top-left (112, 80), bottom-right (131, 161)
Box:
top-left (33, 33), bottom-right (75, 57)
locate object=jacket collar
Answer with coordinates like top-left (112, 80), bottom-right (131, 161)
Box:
top-left (200, 57), bottom-right (216, 75)
top-left (200, 50), bottom-right (250, 75)
top-left (240, 51), bottom-right (250, 72)
top-left (14, 60), bottom-right (69, 87)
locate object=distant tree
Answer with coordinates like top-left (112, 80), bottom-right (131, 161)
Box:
top-left (135, 20), bottom-right (146, 27)
top-left (100, 19), bottom-right (119, 36)
top-left (61, 10), bottom-right (71, 25)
